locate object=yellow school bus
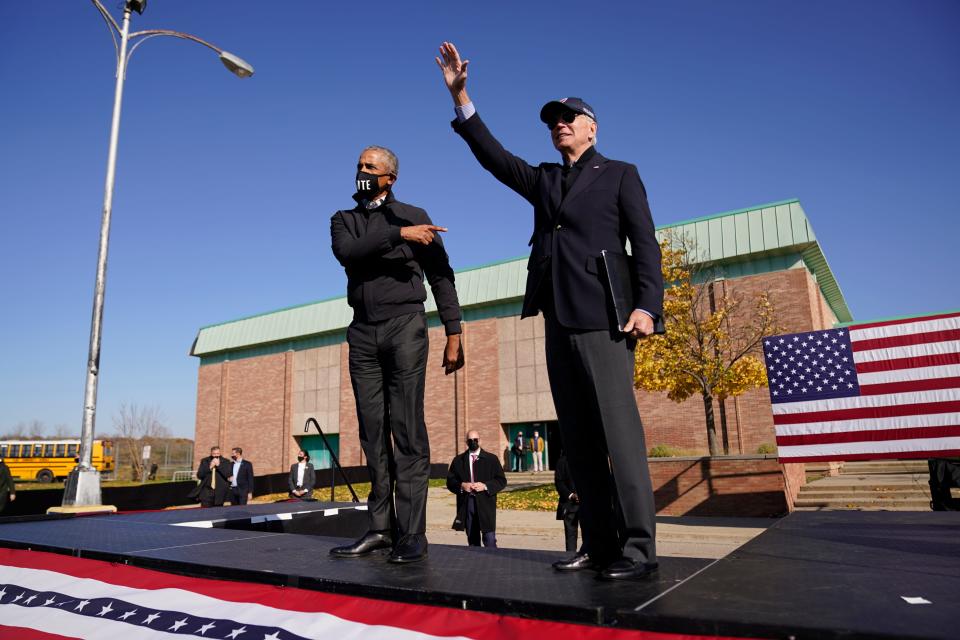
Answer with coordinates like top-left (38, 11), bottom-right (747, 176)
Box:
top-left (0, 440), bottom-right (115, 483)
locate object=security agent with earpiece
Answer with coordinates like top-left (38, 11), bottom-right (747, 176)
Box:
top-left (329, 145), bottom-right (465, 564)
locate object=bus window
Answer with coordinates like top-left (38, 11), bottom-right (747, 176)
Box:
top-left (67, 444), bottom-right (78, 458)
top-left (0, 445), bottom-right (6, 457)
top-left (33, 444), bottom-right (43, 457)
top-left (44, 444), bottom-right (54, 458)
top-left (56, 444), bottom-right (66, 457)
top-left (8, 445), bottom-right (19, 457)
top-left (20, 444), bottom-right (32, 458)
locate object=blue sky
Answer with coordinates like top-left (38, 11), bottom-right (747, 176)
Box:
top-left (1, 1), bottom-right (957, 437)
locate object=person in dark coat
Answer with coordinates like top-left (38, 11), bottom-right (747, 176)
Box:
top-left (329, 145), bottom-right (465, 565)
top-left (555, 454), bottom-right (580, 552)
top-left (227, 447), bottom-right (255, 506)
top-left (289, 450), bottom-right (317, 499)
top-left (929, 458), bottom-right (960, 511)
top-left (0, 458), bottom-right (16, 514)
top-left (446, 430), bottom-right (507, 547)
top-left (437, 42), bottom-right (663, 581)
top-left (195, 446), bottom-right (230, 508)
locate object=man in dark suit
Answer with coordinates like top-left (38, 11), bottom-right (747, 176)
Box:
top-left (289, 450), bottom-right (316, 500)
top-left (446, 430), bottom-right (507, 547)
top-left (196, 446), bottom-right (230, 508)
top-left (228, 447), bottom-right (254, 506)
top-left (329, 145), bottom-right (465, 564)
top-left (554, 454), bottom-right (580, 552)
top-left (0, 458), bottom-right (16, 514)
top-left (437, 42), bottom-right (663, 580)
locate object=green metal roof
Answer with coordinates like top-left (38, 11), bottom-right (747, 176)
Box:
top-left (191, 199), bottom-right (851, 357)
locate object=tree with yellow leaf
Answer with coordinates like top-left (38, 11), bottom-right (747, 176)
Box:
top-left (634, 233), bottom-right (778, 456)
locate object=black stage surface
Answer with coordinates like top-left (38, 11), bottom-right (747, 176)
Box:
top-left (0, 503), bottom-right (956, 639)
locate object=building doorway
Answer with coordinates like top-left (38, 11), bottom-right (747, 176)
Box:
top-left (297, 434), bottom-right (340, 470)
top-left (503, 421), bottom-right (559, 472)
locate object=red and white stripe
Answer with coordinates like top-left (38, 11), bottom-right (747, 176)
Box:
top-left (774, 311), bottom-right (960, 462)
top-left (0, 548), bottom-right (741, 640)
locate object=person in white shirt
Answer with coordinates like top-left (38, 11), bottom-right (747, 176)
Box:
top-left (289, 450), bottom-right (316, 500)
top-left (445, 431), bottom-right (507, 547)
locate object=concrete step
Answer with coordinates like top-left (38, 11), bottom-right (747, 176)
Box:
top-left (797, 491), bottom-right (931, 500)
top-left (793, 498), bottom-right (932, 510)
top-left (794, 505), bottom-right (932, 511)
top-left (839, 461), bottom-right (928, 474)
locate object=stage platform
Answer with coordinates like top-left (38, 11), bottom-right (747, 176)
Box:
top-left (0, 503), bottom-right (956, 639)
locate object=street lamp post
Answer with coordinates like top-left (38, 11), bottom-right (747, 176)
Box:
top-left (62, 0), bottom-right (254, 508)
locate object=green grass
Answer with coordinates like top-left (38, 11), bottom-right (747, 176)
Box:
top-left (497, 484), bottom-right (558, 512)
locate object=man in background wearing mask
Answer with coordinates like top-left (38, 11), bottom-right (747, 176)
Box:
top-left (446, 430), bottom-right (507, 548)
top-left (330, 145), bottom-right (465, 564)
top-left (196, 446), bottom-right (230, 508)
top-left (227, 446), bottom-right (254, 506)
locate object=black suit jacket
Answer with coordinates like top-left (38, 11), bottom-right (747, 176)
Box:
top-left (196, 455), bottom-right (231, 501)
top-left (453, 114), bottom-right (663, 330)
top-left (446, 449), bottom-right (507, 532)
top-left (229, 459), bottom-right (254, 494)
top-left (288, 462), bottom-right (316, 495)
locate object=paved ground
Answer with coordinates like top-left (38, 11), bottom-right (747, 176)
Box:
top-left (426, 486), bottom-right (773, 559)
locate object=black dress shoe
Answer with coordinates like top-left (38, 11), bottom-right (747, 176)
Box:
top-left (388, 534), bottom-right (428, 564)
top-left (552, 552), bottom-right (598, 572)
top-left (598, 558), bottom-right (659, 581)
top-left (329, 531), bottom-right (392, 557)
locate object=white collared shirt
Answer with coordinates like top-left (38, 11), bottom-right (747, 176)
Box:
top-left (231, 458), bottom-right (241, 487)
top-left (296, 461), bottom-right (306, 486)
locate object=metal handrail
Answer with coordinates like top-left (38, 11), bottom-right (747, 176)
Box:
top-left (304, 418), bottom-right (360, 503)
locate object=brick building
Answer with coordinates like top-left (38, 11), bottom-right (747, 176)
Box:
top-left (190, 199), bottom-right (851, 478)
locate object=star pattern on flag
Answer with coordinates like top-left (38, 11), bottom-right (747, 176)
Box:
top-left (0, 582), bottom-right (308, 639)
top-left (763, 329), bottom-right (861, 404)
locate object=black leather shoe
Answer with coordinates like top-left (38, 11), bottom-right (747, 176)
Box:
top-left (552, 553), bottom-right (598, 572)
top-left (388, 534), bottom-right (428, 564)
top-left (329, 531), bottom-right (392, 557)
top-left (598, 558), bottom-right (659, 581)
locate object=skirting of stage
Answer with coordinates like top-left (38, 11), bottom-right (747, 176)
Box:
top-left (0, 503), bottom-right (956, 639)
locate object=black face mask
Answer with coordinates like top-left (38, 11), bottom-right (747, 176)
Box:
top-left (467, 439), bottom-right (480, 452)
top-left (297, 456), bottom-right (305, 461)
top-left (231, 455), bottom-right (237, 461)
top-left (356, 171), bottom-right (390, 198)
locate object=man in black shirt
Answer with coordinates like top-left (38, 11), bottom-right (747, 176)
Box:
top-left (330, 145), bottom-right (465, 564)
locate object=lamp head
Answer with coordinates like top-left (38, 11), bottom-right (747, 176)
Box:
top-left (127, 0), bottom-right (147, 15)
top-left (219, 52), bottom-right (255, 78)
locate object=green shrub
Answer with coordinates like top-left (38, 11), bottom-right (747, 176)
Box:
top-left (756, 443), bottom-right (777, 455)
top-left (649, 444), bottom-right (681, 457)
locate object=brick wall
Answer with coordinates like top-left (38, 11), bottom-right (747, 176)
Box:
top-left (193, 267), bottom-right (836, 480)
top-left (651, 456), bottom-right (806, 517)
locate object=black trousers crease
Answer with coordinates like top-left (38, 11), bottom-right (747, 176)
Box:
top-left (348, 312), bottom-right (430, 537)
top-left (544, 311), bottom-right (657, 564)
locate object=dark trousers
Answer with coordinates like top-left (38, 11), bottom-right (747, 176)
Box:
top-left (929, 459), bottom-right (960, 510)
top-left (230, 487), bottom-right (248, 505)
top-left (465, 495), bottom-right (497, 547)
top-left (562, 507), bottom-right (580, 552)
top-left (199, 487), bottom-right (226, 508)
top-left (544, 312), bottom-right (657, 565)
top-left (348, 312), bottom-right (430, 537)
top-left (512, 450), bottom-right (524, 472)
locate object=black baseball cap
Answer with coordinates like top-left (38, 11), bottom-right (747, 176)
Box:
top-left (539, 97), bottom-right (597, 124)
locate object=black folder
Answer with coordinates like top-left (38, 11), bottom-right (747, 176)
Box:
top-left (600, 249), bottom-right (666, 335)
